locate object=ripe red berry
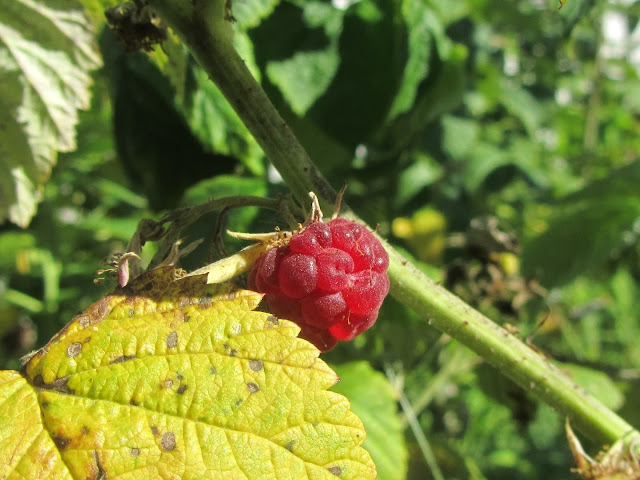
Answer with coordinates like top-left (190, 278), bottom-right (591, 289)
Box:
top-left (248, 218), bottom-right (390, 351)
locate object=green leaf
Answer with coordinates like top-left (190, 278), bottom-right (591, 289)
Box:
top-left (559, 363), bottom-right (624, 411)
top-left (388, 1), bottom-right (451, 120)
top-left (464, 142), bottom-right (509, 193)
top-left (2, 268), bottom-right (376, 479)
top-left (558, 0), bottom-right (596, 28)
top-left (442, 115), bottom-right (480, 160)
top-left (0, 0), bottom-right (101, 227)
top-left (522, 162), bottom-right (640, 286)
top-left (498, 83), bottom-right (543, 137)
top-left (233, 0), bottom-right (280, 29)
top-left (187, 66), bottom-right (264, 175)
top-left (331, 361), bottom-right (408, 480)
top-left (101, 32), bottom-right (238, 209)
top-left (394, 153), bottom-right (444, 208)
top-left (267, 49), bottom-right (340, 116)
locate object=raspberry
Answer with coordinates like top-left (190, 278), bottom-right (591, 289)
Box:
top-left (248, 218), bottom-right (390, 351)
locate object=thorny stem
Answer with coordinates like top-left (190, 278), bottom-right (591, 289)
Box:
top-left (148, 0), bottom-right (639, 445)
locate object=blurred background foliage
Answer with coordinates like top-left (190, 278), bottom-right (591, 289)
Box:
top-left (2, 0), bottom-right (640, 478)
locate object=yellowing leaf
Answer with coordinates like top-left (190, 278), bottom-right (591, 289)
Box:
top-left (0, 0), bottom-right (102, 227)
top-left (2, 267), bottom-right (376, 479)
top-left (0, 370), bottom-right (72, 479)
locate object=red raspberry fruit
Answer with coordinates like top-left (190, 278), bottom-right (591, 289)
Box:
top-left (248, 218), bottom-right (390, 351)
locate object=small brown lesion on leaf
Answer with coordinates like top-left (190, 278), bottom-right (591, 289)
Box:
top-left (77, 315), bottom-right (91, 328)
top-left (328, 466), bottom-right (342, 476)
top-left (81, 426), bottom-right (90, 435)
top-left (129, 398), bottom-right (139, 406)
top-left (166, 331), bottom-right (178, 349)
top-left (183, 314), bottom-right (191, 322)
top-left (177, 385), bottom-right (188, 394)
top-left (248, 360), bottom-right (263, 372)
top-left (247, 382), bottom-right (259, 393)
top-left (222, 345), bottom-right (238, 357)
top-left (209, 366), bottom-right (217, 375)
top-left (110, 354), bottom-right (137, 365)
top-left (53, 435), bottom-right (71, 450)
top-left (199, 293), bottom-right (213, 308)
top-left (160, 432), bottom-right (176, 451)
top-left (151, 425), bottom-right (159, 436)
top-left (223, 344), bottom-right (238, 357)
top-left (67, 342), bottom-right (83, 357)
top-left (130, 447), bottom-right (141, 456)
top-left (266, 315), bottom-right (279, 327)
top-left (285, 440), bottom-right (295, 452)
top-left (35, 376), bottom-right (74, 394)
top-left (163, 379), bottom-right (174, 389)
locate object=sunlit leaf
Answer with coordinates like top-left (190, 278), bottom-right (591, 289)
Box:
top-left (1, 268), bottom-right (376, 479)
top-left (522, 162), bottom-right (640, 286)
top-left (0, 0), bottom-right (101, 227)
top-left (331, 361), bottom-right (408, 480)
top-left (560, 363), bottom-right (624, 411)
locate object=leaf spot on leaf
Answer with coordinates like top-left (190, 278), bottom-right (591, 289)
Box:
top-left (151, 426), bottom-right (159, 436)
top-left (199, 293), bottom-right (213, 307)
top-left (81, 426), bottom-right (90, 435)
top-left (130, 447), bottom-right (140, 457)
top-left (176, 373), bottom-right (183, 381)
top-left (167, 331), bottom-right (178, 349)
top-left (95, 297), bottom-right (113, 318)
top-left (177, 385), bottom-right (188, 394)
top-left (285, 440), bottom-right (295, 451)
top-left (164, 379), bottom-right (174, 389)
top-left (48, 377), bottom-right (74, 394)
top-left (78, 315), bottom-right (90, 327)
top-left (183, 314), bottom-right (191, 322)
top-left (129, 398), bottom-right (139, 406)
top-left (161, 432), bottom-right (176, 451)
top-left (235, 398), bottom-right (243, 407)
top-left (247, 382), bottom-right (259, 393)
top-left (223, 344), bottom-right (238, 357)
top-left (328, 466), bottom-right (342, 476)
top-left (266, 315), bottom-right (279, 327)
top-left (110, 354), bottom-right (136, 365)
top-left (67, 342), bottom-right (83, 357)
top-left (249, 360), bottom-right (263, 372)
top-left (209, 366), bottom-right (217, 375)
top-left (54, 436), bottom-right (71, 450)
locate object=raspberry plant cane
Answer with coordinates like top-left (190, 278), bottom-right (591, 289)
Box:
top-left (150, 0), bottom-right (639, 449)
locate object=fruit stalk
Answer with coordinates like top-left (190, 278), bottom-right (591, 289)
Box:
top-left (148, 0), bottom-right (638, 445)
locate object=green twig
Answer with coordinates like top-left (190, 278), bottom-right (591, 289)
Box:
top-left (147, 0), bottom-right (639, 445)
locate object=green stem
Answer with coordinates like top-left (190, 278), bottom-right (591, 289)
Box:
top-left (149, 0), bottom-right (638, 445)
